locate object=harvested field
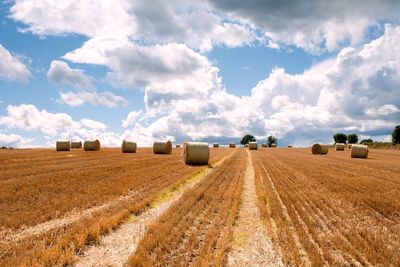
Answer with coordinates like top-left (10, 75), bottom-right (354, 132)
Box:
top-left (0, 147), bottom-right (231, 265)
top-left (252, 148), bottom-right (400, 266)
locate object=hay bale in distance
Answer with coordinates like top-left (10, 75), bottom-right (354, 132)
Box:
top-left (176, 144), bottom-right (181, 148)
top-left (351, 144), bottom-right (368, 158)
top-left (311, 144), bottom-right (329, 154)
top-left (183, 141), bottom-right (209, 165)
top-left (335, 143), bottom-right (345, 151)
top-left (348, 144), bottom-right (352, 149)
top-left (153, 140), bottom-right (172, 154)
top-left (249, 142), bottom-right (258, 150)
top-left (229, 143), bottom-right (236, 148)
top-left (244, 144), bottom-right (249, 148)
top-left (121, 140), bottom-right (137, 153)
top-left (271, 144), bottom-right (277, 148)
top-left (261, 143), bottom-right (268, 148)
top-left (213, 143), bottom-right (219, 148)
top-left (287, 145), bottom-right (293, 148)
top-left (56, 141), bottom-right (70, 151)
top-left (84, 140), bottom-right (101, 151)
top-left (71, 141), bottom-right (82, 149)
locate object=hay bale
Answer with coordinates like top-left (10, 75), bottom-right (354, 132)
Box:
top-left (271, 144), bottom-right (277, 148)
top-left (351, 144), bottom-right (368, 158)
top-left (71, 141), bottom-right (82, 149)
top-left (249, 142), bottom-right (258, 150)
top-left (348, 144), bottom-right (352, 149)
top-left (244, 144), bottom-right (249, 148)
top-left (261, 143), bottom-right (268, 148)
top-left (311, 144), bottom-right (329, 154)
top-left (287, 145), bottom-right (293, 148)
top-left (229, 143), bottom-right (236, 148)
top-left (121, 140), bottom-right (137, 153)
top-left (183, 141), bottom-right (209, 165)
top-left (335, 143), bottom-right (345, 151)
top-left (176, 144), bottom-right (181, 148)
top-left (84, 140), bottom-right (100, 151)
top-left (213, 143), bottom-right (219, 148)
top-left (56, 141), bottom-right (70, 151)
top-left (153, 140), bottom-right (172, 154)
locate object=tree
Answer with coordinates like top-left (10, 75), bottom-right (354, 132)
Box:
top-left (360, 138), bottom-right (373, 144)
top-left (347, 133), bottom-right (358, 144)
top-left (240, 134), bottom-right (256, 145)
top-left (392, 125), bottom-right (400, 144)
top-left (267, 136), bottom-right (277, 147)
top-left (333, 133), bottom-right (347, 144)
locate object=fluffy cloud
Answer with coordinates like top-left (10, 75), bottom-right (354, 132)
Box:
top-left (47, 60), bottom-right (93, 90)
top-left (0, 132), bottom-right (32, 147)
top-left (0, 44), bottom-right (31, 82)
top-left (0, 104), bottom-right (121, 146)
top-left (208, 0), bottom-right (400, 53)
top-left (59, 91), bottom-right (128, 108)
top-left (10, 0), bottom-right (255, 52)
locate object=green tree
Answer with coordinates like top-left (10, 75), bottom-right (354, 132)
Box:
top-left (360, 138), bottom-right (373, 144)
top-left (392, 125), bottom-right (400, 144)
top-left (267, 136), bottom-right (277, 147)
top-left (333, 133), bottom-right (347, 144)
top-left (240, 134), bottom-right (256, 145)
top-left (347, 133), bottom-right (358, 144)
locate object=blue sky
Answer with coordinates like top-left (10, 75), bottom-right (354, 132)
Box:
top-left (0, 1), bottom-right (399, 147)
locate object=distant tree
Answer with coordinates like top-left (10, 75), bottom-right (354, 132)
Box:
top-left (392, 125), bottom-right (400, 144)
top-left (333, 133), bottom-right (347, 144)
top-left (360, 138), bottom-right (373, 144)
top-left (267, 136), bottom-right (277, 147)
top-left (347, 133), bottom-right (358, 144)
top-left (240, 134), bottom-right (256, 145)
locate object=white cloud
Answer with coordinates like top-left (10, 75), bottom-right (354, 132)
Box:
top-left (0, 132), bottom-right (33, 147)
top-left (122, 110), bottom-right (143, 128)
top-left (0, 104), bottom-right (121, 146)
top-left (0, 44), bottom-right (31, 83)
top-left (47, 60), bottom-right (93, 90)
top-left (59, 91), bottom-right (128, 108)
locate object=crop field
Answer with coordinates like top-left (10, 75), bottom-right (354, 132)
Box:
top-left (0, 147), bottom-right (399, 266)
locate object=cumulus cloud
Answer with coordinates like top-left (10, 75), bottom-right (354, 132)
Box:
top-left (10, 0), bottom-right (255, 52)
top-left (0, 44), bottom-right (31, 83)
top-left (0, 132), bottom-right (32, 147)
top-left (47, 60), bottom-right (93, 90)
top-left (0, 104), bottom-right (121, 146)
top-left (208, 0), bottom-right (400, 53)
top-left (59, 91), bottom-right (128, 108)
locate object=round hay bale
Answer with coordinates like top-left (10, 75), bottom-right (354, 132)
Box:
top-left (176, 144), bottom-right (181, 148)
top-left (311, 144), bottom-right (329, 154)
top-left (249, 142), bottom-right (258, 150)
top-left (347, 144), bottom-right (352, 149)
top-left (244, 144), bottom-right (249, 148)
top-left (351, 144), bottom-right (368, 158)
top-left (229, 143), bottom-right (236, 148)
top-left (287, 145), bottom-right (293, 148)
top-left (153, 140), bottom-right (172, 154)
top-left (56, 141), bottom-right (70, 151)
top-left (271, 144), bottom-right (277, 148)
top-left (71, 141), bottom-right (82, 149)
top-left (335, 143), bottom-right (345, 151)
top-left (213, 143), bottom-right (219, 148)
top-left (84, 140), bottom-right (100, 151)
top-left (183, 141), bottom-right (209, 165)
top-left (261, 143), bottom-right (268, 148)
top-left (121, 140), bottom-right (137, 153)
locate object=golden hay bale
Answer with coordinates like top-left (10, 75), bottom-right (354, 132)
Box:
top-left (213, 143), bottom-right (219, 148)
top-left (311, 144), bottom-right (329, 154)
top-left (261, 143), bottom-right (268, 148)
top-left (229, 143), bottom-right (236, 148)
top-left (244, 144), bottom-right (249, 147)
top-left (287, 145), bottom-right (293, 148)
top-left (351, 144), bottom-right (368, 158)
top-left (56, 141), bottom-right (70, 151)
top-left (84, 140), bottom-right (100, 151)
top-left (271, 144), bottom-right (277, 148)
top-left (153, 140), bottom-right (172, 154)
top-left (249, 142), bottom-right (258, 150)
top-left (183, 141), bottom-right (209, 165)
top-left (176, 144), bottom-right (181, 148)
top-left (71, 141), bottom-right (82, 149)
top-left (348, 144), bottom-right (352, 149)
top-left (335, 143), bottom-right (345, 151)
top-left (121, 140), bottom-right (137, 153)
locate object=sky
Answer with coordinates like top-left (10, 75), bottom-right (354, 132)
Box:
top-left (0, 0), bottom-right (399, 148)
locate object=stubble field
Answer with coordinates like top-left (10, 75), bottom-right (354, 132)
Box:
top-left (0, 147), bottom-right (399, 266)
